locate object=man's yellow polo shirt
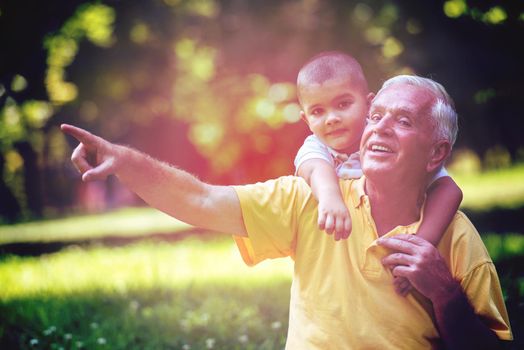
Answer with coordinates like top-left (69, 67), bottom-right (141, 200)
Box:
top-left (233, 176), bottom-right (512, 349)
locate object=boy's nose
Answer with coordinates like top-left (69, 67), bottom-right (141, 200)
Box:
top-left (325, 112), bottom-right (341, 125)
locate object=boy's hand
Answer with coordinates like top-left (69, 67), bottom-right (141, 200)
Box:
top-left (318, 199), bottom-right (352, 241)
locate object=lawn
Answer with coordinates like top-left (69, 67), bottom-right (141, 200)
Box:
top-left (1, 165), bottom-right (524, 349)
top-left (0, 237), bottom-right (293, 349)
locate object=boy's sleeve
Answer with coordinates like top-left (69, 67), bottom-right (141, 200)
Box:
top-left (232, 176), bottom-right (311, 266)
top-left (430, 166), bottom-right (449, 184)
top-left (294, 135), bottom-right (334, 175)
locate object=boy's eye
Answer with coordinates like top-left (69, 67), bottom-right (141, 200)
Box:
top-left (311, 108), bottom-right (324, 116)
top-left (338, 101), bottom-right (351, 109)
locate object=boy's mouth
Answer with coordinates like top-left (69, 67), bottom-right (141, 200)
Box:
top-left (326, 128), bottom-right (347, 137)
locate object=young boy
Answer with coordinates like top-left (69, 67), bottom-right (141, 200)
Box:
top-left (294, 52), bottom-right (463, 295)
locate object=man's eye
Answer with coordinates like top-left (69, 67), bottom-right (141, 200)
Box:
top-left (368, 113), bottom-right (381, 122)
top-left (398, 117), bottom-right (411, 127)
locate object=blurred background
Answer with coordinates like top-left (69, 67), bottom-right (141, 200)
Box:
top-left (1, 0), bottom-right (523, 349)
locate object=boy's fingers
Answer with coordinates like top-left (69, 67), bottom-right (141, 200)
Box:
top-left (335, 217), bottom-right (345, 241)
top-left (318, 213), bottom-right (327, 231)
top-left (324, 216), bottom-right (334, 235)
top-left (61, 124), bottom-right (99, 146)
top-left (343, 218), bottom-right (352, 239)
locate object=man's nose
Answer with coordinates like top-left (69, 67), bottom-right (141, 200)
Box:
top-left (372, 115), bottom-right (393, 135)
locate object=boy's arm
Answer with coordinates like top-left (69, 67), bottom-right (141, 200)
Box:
top-left (418, 176), bottom-right (463, 246)
top-left (61, 124), bottom-right (247, 237)
top-left (297, 159), bottom-right (351, 240)
top-left (394, 176), bottom-right (463, 296)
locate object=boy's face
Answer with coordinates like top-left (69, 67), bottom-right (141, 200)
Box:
top-left (300, 76), bottom-right (372, 154)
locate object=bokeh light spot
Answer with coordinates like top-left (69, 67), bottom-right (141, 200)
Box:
top-left (268, 83), bottom-right (293, 103)
top-left (443, 0), bottom-right (467, 18)
top-left (130, 22), bottom-right (150, 44)
top-left (255, 99), bottom-right (276, 119)
top-left (11, 74), bottom-right (28, 92)
top-left (22, 101), bottom-right (54, 128)
top-left (474, 88), bottom-right (496, 104)
top-left (483, 6), bottom-right (507, 25)
top-left (79, 101), bottom-right (99, 122)
top-left (283, 103), bottom-right (301, 123)
top-left (5, 150), bottom-right (24, 172)
top-left (382, 37), bottom-right (404, 58)
top-left (364, 26), bottom-right (387, 45)
top-left (352, 3), bottom-right (373, 24)
top-left (406, 19), bottom-right (422, 35)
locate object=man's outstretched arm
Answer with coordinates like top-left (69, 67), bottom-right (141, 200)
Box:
top-left (61, 124), bottom-right (247, 237)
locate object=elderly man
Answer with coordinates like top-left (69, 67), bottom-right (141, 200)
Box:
top-left (62, 75), bottom-right (512, 349)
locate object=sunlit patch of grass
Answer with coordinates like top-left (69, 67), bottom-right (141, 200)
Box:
top-left (0, 236), bottom-right (292, 301)
top-left (453, 164), bottom-right (524, 210)
top-left (0, 207), bottom-right (191, 244)
top-left (0, 236), bottom-right (292, 349)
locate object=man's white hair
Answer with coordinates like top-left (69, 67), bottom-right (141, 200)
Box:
top-left (380, 75), bottom-right (458, 146)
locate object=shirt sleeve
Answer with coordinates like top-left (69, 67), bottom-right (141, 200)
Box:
top-left (232, 176), bottom-right (312, 266)
top-left (430, 166), bottom-right (449, 183)
top-left (294, 135), bottom-right (334, 175)
top-left (460, 262), bottom-right (513, 340)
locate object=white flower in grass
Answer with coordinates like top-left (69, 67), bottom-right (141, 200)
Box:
top-left (29, 338), bottom-right (39, 346)
top-left (64, 333), bottom-right (73, 340)
top-left (129, 300), bottom-right (140, 312)
top-left (271, 321), bottom-right (282, 330)
top-left (238, 334), bottom-right (249, 344)
top-left (182, 344), bottom-right (191, 350)
top-left (205, 338), bottom-right (216, 349)
top-left (90, 322), bottom-right (99, 329)
top-left (76, 340), bottom-right (84, 348)
top-left (43, 326), bottom-right (57, 336)
top-left (97, 337), bottom-right (106, 345)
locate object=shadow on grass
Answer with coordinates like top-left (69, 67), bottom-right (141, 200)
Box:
top-left (0, 228), bottom-right (217, 259)
top-left (0, 280), bottom-right (291, 350)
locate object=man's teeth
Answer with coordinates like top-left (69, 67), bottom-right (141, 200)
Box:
top-left (371, 144), bottom-right (392, 152)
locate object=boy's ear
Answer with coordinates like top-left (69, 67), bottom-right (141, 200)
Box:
top-left (300, 110), bottom-right (309, 126)
top-left (427, 140), bottom-right (451, 173)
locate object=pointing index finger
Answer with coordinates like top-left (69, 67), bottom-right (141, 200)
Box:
top-left (61, 124), bottom-right (98, 146)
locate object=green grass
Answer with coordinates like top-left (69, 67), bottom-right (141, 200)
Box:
top-left (0, 207), bottom-right (191, 245)
top-left (0, 237), bottom-right (293, 349)
top-left (1, 165), bottom-right (523, 348)
top-left (453, 164), bottom-right (524, 210)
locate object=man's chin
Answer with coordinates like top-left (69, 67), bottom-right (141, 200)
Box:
top-left (361, 164), bottom-right (392, 179)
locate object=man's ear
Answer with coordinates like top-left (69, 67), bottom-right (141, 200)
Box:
top-left (366, 92), bottom-right (375, 108)
top-left (427, 140), bottom-right (451, 173)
